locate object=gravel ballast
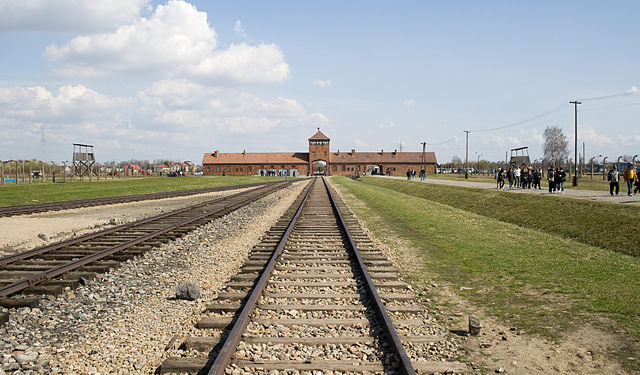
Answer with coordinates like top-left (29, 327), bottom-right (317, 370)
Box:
top-left (0, 187), bottom-right (256, 256)
top-left (0, 181), bottom-right (307, 374)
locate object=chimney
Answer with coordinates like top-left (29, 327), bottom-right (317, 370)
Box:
top-left (351, 149), bottom-right (355, 155)
top-left (337, 149), bottom-right (340, 155)
top-left (213, 150), bottom-right (218, 157)
top-left (242, 150), bottom-right (246, 155)
top-left (381, 149), bottom-right (384, 155)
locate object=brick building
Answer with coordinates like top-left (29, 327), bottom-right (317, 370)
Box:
top-left (202, 129), bottom-right (437, 176)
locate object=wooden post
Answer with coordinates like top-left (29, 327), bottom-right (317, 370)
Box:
top-left (0, 161), bottom-right (3, 186)
top-left (15, 160), bottom-right (19, 184)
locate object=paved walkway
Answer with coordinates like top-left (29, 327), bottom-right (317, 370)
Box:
top-left (372, 175), bottom-right (640, 206)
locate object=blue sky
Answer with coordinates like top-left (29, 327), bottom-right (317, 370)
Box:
top-left (1, 0), bottom-right (639, 164)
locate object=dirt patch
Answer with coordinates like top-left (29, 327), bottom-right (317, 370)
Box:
top-left (331, 178), bottom-right (636, 374)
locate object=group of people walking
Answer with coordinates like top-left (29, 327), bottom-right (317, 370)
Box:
top-left (607, 165), bottom-right (639, 196)
top-left (495, 165), bottom-right (545, 190)
top-left (406, 169), bottom-right (426, 181)
top-left (495, 163), bottom-right (640, 197)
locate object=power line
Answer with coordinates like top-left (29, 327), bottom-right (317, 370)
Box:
top-left (468, 104), bottom-right (567, 133)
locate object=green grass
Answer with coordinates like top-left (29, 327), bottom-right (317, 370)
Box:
top-left (359, 176), bottom-right (640, 258)
top-left (332, 176), bottom-right (640, 370)
top-left (0, 176), bottom-right (291, 207)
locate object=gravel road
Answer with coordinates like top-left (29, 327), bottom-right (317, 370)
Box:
top-left (377, 175), bottom-right (640, 205)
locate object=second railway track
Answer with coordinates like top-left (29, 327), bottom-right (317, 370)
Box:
top-left (0, 180), bottom-right (295, 304)
top-left (161, 177), bottom-right (467, 374)
top-left (0, 180), bottom-right (286, 217)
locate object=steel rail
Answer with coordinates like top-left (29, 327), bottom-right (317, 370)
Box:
top-left (322, 177), bottom-right (417, 375)
top-left (206, 178), bottom-right (315, 375)
top-left (0, 180), bottom-right (289, 217)
top-left (0, 181), bottom-right (294, 298)
top-left (0, 182), bottom-right (290, 266)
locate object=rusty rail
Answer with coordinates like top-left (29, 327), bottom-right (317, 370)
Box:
top-left (323, 177), bottom-right (416, 375)
top-left (206, 178), bottom-right (315, 375)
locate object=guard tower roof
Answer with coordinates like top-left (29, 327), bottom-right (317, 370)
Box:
top-left (308, 128), bottom-right (330, 141)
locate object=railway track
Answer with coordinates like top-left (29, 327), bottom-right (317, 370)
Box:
top-left (161, 178), bottom-right (467, 374)
top-left (0, 180), bottom-right (295, 306)
top-left (0, 180), bottom-right (285, 217)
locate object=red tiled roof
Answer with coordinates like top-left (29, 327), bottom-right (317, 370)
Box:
top-left (308, 129), bottom-right (330, 141)
top-left (203, 152), bottom-right (309, 165)
top-left (329, 151), bottom-right (437, 164)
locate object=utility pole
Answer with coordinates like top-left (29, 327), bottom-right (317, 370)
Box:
top-left (570, 100), bottom-right (581, 186)
top-left (464, 131), bottom-right (470, 179)
top-left (421, 141), bottom-right (427, 178)
top-left (582, 141), bottom-right (585, 178)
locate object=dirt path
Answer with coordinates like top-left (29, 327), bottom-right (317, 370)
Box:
top-left (376, 175), bottom-right (640, 206)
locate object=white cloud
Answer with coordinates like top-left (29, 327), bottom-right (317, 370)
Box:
top-left (313, 79), bottom-right (331, 87)
top-left (488, 135), bottom-right (521, 148)
top-left (403, 99), bottom-right (415, 107)
top-left (378, 122), bottom-right (395, 129)
top-left (234, 20), bottom-right (246, 38)
top-left (0, 80), bottom-right (326, 160)
top-left (44, 1), bottom-right (289, 84)
top-left (520, 129), bottom-right (543, 144)
top-left (627, 86), bottom-right (639, 94)
top-left (0, 0), bottom-right (150, 33)
top-left (580, 128), bottom-right (615, 147)
top-left (354, 139), bottom-right (368, 148)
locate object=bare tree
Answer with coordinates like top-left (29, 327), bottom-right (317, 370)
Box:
top-left (542, 126), bottom-right (568, 167)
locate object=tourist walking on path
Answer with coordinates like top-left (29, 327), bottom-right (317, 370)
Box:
top-left (557, 167), bottom-right (567, 193)
top-left (419, 169), bottom-right (426, 181)
top-left (634, 167), bottom-right (640, 195)
top-left (514, 166), bottom-right (521, 187)
top-left (608, 166), bottom-right (620, 196)
top-left (507, 168), bottom-right (515, 189)
top-left (406, 169), bottom-right (411, 180)
top-left (532, 168), bottom-right (542, 189)
top-left (548, 166), bottom-right (556, 193)
top-left (497, 168), bottom-right (505, 189)
top-left (623, 166), bottom-right (637, 196)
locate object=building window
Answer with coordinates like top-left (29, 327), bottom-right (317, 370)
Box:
top-left (393, 168), bottom-right (396, 171)
top-left (248, 166), bottom-right (252, 172)
top-left (333, 165), bottom-right (337, 171)
top-left (312, 151), bottom-right (315, 156)
top-left (226, 166), bottom-right (230, 172)
top-left (324, 151), bottom-right (327, 156)
top-left (207, 166), bottom-right (211, 172)
top-left (216, 166), bottom-right (220, 172)
top-left (341, 165), bottom-right (346, 171)
top-left (240, 168), bottom-right (243, 171)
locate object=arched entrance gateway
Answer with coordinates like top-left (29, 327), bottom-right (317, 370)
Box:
top-left (308, 128), bottom-right (331, 176)
top-left (312, 160), bottom-right (327, 175)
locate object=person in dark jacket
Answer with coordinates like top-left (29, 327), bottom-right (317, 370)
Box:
top-left (607, 166), bottom-right (620, 196)
top-left (557, 167), bottom-right (567, 193)
top-left (548, 166), bottom-right (556, 193)
top-left (532, 168), bottom-right (541, 189)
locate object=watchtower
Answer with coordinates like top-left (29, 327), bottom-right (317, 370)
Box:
top-left (73, 143), bottom-right (96, 180)
top-left (509, 146), bottom-right (530, 167)
top-left (308, 128), bottom-right (330, 175)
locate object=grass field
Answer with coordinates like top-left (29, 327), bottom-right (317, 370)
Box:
top-left (429, 173), bottom-right (614, 192)
top-left (360, 176), bottom-right (640, 258)
top-left (0, 176), bottom-right (292, 207)
top-left (332, 176), bottom-right (640, 370)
